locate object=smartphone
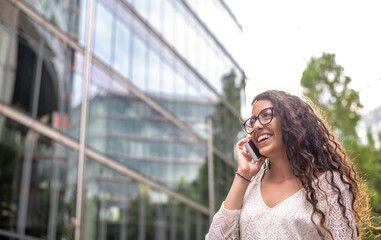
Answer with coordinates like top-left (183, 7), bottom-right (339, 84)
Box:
top-left (244, 140), bottom-right (262, 161)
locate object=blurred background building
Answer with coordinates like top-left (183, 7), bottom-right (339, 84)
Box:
top-left (358, 106), bottom-right (381, 148)
top-left (0, 0), bottom-right (245, 239)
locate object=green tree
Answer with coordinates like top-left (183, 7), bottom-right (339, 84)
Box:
top-left (363, 129), bottom-right (381, 214)
top-left (127, 184), bottom-right (154, 239)
top-left (300, 52), bottom-right (362, 144)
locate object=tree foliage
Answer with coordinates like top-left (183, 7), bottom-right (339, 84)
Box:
top-left (301, 52), bottom-right (362, 144)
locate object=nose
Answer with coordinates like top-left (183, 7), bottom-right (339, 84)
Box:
top-left (252, 118), bottom-right (264, 133)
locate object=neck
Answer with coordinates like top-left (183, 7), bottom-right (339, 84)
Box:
top-left (265, 151), bottom-right (295, 182)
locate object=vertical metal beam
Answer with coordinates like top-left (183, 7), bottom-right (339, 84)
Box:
top-left (17, 25), bottom-right (45, 237)
top-left (31, 37), bottom-right (45, 118)
top-left (139, 193), bottom-right (146, 240)
top-left (16, 131), bottom-right (35, 237)
top-left (207, 118), bottom-right (215, 222)
top-left (48, 147), bottom-right (60, 240)
top-left (74, 0), bottom-right (95, 239)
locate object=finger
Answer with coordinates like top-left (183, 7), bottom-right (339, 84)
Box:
top-left (237, 136), bottom-right (252, 148)
top-left (240, 151), bottom-right (251, 159)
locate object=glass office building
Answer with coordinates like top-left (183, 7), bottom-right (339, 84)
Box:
top-left (0, 0), bottom-right (245, 239)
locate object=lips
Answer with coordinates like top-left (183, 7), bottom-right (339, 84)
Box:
top-left (257, 134), bottom-right (272, 143)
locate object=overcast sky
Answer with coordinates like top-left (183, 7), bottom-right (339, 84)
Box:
top-left (229, 0), bottom-right (381, 116)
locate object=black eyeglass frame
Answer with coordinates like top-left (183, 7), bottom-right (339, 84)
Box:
top-left (243, 107), bottom-right (274, 134)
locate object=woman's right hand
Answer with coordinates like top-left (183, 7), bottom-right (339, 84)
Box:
top-left (223, 136), bottom-right (267, 211)
top-left (236, 135), bottom-right (266, 180)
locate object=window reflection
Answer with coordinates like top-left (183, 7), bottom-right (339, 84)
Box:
top-left (0, 117), bottom-right (77, 239)
top-left (174, 70), bottom-right (187, 97)
top-left (82, 158), bottom-right (209, 240)
top-left (147, 47), bottom-right (162, 93)
top-left (0, 22), bottom-right (16, 104)
top-left (174, 1), bottom-right (187, 56)
top-left (163, 0), bottom-right (175, 46)
top-left (133, 0), bottom-right (149, 20)
top-left (93, 1), bottom-right (113, 64)
top-left (87, 64), bottom-right (208, 201)
top-left (149, 0), bottom-right (162, 33)
top-left (0, 11), bottom-right (83, 140)
top-left (131, 34), bottom-right (147, 91)
top-left (0, 118), bottom-right (25, 234)
top-left (11, 33), bottom-right (37, 115)
top-left (113, 20), bottom-right (131, 78)
top-left (21, 0), bottom-right (84, 43)
top-left (162, 61), bottom-right (174, 96)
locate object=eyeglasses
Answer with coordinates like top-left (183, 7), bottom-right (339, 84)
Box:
top-left (243, 107), bottom-right (274, 134)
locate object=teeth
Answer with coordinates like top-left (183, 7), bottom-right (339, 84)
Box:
top-left (258, 134), bottom-right (270, 142)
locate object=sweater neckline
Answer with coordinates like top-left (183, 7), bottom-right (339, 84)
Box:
top-left (257, 169), bottom-right (303, 210)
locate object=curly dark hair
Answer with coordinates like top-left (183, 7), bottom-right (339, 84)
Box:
top-left (252, 90), bottom-right (378, 239)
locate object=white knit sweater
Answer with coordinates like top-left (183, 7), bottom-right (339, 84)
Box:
top-left (206, 168), bottom-right (357, 240)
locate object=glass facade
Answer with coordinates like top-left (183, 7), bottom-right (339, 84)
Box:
top-left (0, 0), bottom-right (245, 239)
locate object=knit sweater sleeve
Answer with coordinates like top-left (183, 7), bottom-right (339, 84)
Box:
top-left (205, 202), bottom-right (241, 240)
top-left (323, 172), bottom-right (358, 240)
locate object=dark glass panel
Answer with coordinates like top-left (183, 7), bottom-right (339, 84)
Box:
top-left (11, 32), bottom-right (38, 115)
top-left (25, 135), bottom-right (78, 239)
top-left (214, 155), bottom-right (234, 211)
top-left (0, 118), bottom-right (27, 234)
top-left (0, 116), bottom-right (78, 239)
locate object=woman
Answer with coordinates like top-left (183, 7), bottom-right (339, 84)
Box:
top-left (206, 90), bottom-right (376, 239)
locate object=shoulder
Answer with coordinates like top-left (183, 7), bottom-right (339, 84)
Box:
top-left (314, 170), bottom-right (353, 203)
top-left (317, 171), bottom-right (350, 190)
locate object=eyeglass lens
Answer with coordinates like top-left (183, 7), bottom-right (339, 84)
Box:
top-left (244, 107), bottom-right (273, 134)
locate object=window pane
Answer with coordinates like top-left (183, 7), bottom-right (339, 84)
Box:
top-left (133, 0), bottom-right (149, 20)
top-left (147, 48), bottom-right (161, 93)
top-left (113, 20), bottom-right (131, 78)
top-left (162, 62), bottom-right (174, 95)
top-left (10, 32), bottom-right (38, 115)
top-left (149, 0), bottom-right (162, 33)
top-left (93, 2), bottom-right (113, 64)
top-left (131, 34), bottom-right (147, 91)
top-left (163, 0), bottom-right (175, 46)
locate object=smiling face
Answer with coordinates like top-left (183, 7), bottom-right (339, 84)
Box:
top-left (251, 100), bottom-right (286, 159)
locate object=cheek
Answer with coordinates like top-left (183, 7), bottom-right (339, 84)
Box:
top-left (272, 124), bottom-right (284, 143)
